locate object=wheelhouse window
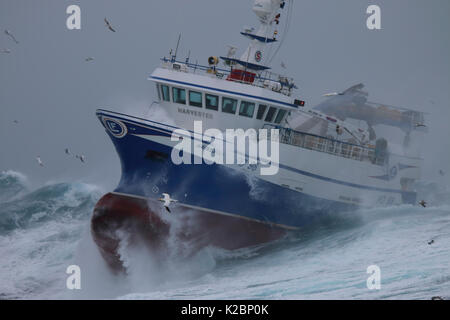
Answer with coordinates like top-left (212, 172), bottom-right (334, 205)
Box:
top-left (161, 85), bottom-right (170, 102)
top-left (222, 97), bottom-right (237, 114)
top-left (239, 101), bottom-right (255, 118)
top-left (274, 109), bottom-right (287, 124)
top-left (264, 106), bottom-right (277, 122)
top-left (205, 94), bottom-right (219, 111)
top-left (156, 84), bottom-right (161, 101)
top-left (256, 104), bottom-right (267, 120)
top-left (189, 91), bottom-right (203, 108)
top-left (172, 87), bottom-right (186, 105)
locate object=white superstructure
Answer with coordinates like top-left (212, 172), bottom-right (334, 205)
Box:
top-left (142, 0), bottom-right (425, 207)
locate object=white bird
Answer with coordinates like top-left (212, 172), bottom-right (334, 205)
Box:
top-left (4, 30), bottom-right (19, 44)
top-left (65, 148), bottom-right (71, 156)
top-left (415, 123), bottom-right (426, 128)
top-left (104, 18), bottom-right (116, 32)
top-left (13, 120), bottom-right (19, 124)
top-left (281, 61), bottom-right (287, 69)
top-left (158, 193), bottom-right (178, 213)
top-left (76, 154), bottom-right (86, 163)
top-left (0, 49), bottom-right (11, 54)
top-left (36, 156), bottom-right (44, 167)
top-left (85, 57), bottom-right (94, 62)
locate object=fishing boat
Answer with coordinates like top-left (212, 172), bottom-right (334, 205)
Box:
top-left (92, 0), bottom-right (426, 270)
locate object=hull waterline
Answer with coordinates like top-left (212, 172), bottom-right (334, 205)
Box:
top-left (91, 192), bottom-right (287, 271)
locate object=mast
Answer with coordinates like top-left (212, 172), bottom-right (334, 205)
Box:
top-left (238, 0), bottom-right (286, 70)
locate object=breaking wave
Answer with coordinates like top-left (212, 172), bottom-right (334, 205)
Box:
top-left (0, 170), bottom-right (449, 300)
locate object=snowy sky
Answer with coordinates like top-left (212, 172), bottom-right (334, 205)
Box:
top-left (0, 0), bottom-right (449, 189)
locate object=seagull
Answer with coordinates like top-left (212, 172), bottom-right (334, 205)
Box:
top-left (428, 240), bottom-right (434, 245)
top-left (281, 61), bottom-right (287, 69)
top-left (415, 123), bottom-right (427, 128)
top-left (431, 296), bottom-right (444, 300)
top-left (0, 49), bottom-right (11, 54)
top-left (104, 18), bottom-right (116, 32)
top-left (439, 170), bottom-right (445, 176)
top-left (158, 193), bottom-right (178, 213)
top-left (13, 120), bottom-right (19, 124)
top-left (36, 156), bottom-right (44, 167)
top-left (65, 148), bottom-right (71, 156)
top-left (4, 30), bottom-right (19, 44)
top-left (85, 57), bottom-right (94, 62)
top-left (419, 200), bottom-right (427, 208)
top-left (76, 154), bottom-right (86, 163)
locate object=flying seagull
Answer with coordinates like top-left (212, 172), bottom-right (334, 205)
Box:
top-left (13, 120), bottom-right (19, 124)
top-left (0, 49), bottom-right (11, 54)
top-left (158, 193), bottom-right (178, 213)
top-left (428, 239), bottom-right (434, 245)
top-left (85, 57), bottom-right (94, 62)
top-left (419, 200), bottom-right (427, 208)
top-left (4, 30), bottom-right (19, 44)
top-left (36, 156), bottom-right (44, 167)
top-left (104, 18), bottom-right (116, 32)
top-left (415, 123), bottom-right (427, 128)
top-left (65, 148), bottom-right (71, 156)
top-left (76, 154), bottom-right (86, 163)
top-left (439, 170), bottom-right (445, 176)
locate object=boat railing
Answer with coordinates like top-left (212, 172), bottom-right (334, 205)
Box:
top-left (160, 58), bottom-right (295, 97)
top-left (261, 124), bottom-right (386, 166)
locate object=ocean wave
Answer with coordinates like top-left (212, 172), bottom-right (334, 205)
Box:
top-left (0, 170), bottom-right (29, 203)
top-left (0, 180), bottom-right (102, 233)
top-left (0, 172), bottom-right (105, 299)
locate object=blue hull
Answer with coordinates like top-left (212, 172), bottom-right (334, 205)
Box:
top-left (98, 110), bottom-right (357, 229)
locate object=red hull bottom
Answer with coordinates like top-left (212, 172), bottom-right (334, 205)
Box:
top-left (91, 193), bottom-right (287, 271)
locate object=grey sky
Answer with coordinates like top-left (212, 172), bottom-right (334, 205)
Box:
top-left (1, 0), bottom-right (449, 190)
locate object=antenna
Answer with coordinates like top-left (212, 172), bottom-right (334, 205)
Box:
top-left (186, 50), bottom-right (191, 63)
top-left (173, 33), bottom-right (182, 62)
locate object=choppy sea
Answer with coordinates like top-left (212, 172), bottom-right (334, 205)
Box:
top-left (0, 170), bottom-right (449, 300)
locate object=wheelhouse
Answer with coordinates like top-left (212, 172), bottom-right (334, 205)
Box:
top-left (154, 81), bottom-right (295, 131)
